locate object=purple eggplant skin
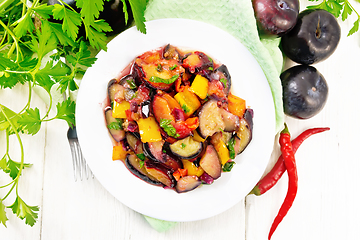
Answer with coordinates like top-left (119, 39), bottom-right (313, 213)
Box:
top-left (105, 107), bottom-right (125, 142)
top-left (214, 65), bottom-right (231, 95)
top-left (143, 141), bottom-right (165, 162)
top-left (107, 79), bottom-right (123, 104)
top-left (144, 160), bottom-right (176, 188)
top-left (234, 108), bottom-right (253, 154)
top-left (175, 176), bottom-right (202, 193)
top-left (125, 154), bottom-right (163, 186)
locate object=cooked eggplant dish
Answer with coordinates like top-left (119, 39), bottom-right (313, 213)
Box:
top-left (105, 44), bottom-right (253, 193)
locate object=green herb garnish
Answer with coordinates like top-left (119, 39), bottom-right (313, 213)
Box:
top-left (136, 153), bottom-right (146, 161)
top-left (156, 64), bottom-right (163, 72)
top-left (181, 104), bottom-right (190, 114)
top-left (220, 78), bottom-right (227, 86)
top-left (148, 74), bottom-right (179, 84)
top-left (159, 119), bottom-right (180, 138)
top-left (169, 64), bottom-right (178, 70)
top-left (126, 79), bottom-right (137, 89)
top-left (222, 161), bottom-right (236, 172)
top-left (227, 137), bottom-right (236, 159)
top-left (181, 143), bottom-right (186, 149)
top-left (107, 119), bottom-right (123, 130)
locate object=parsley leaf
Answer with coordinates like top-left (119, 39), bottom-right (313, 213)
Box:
top-left (108, 119), bottom-right (123, 130)
top-left (128, 0), bottom-right (147, 34)
top-left (159, 119), bottom-right (179, 138)
top-left (149, 74), bottom-right (179, 84)
top-left (1, 155), bottom-right (32, 180)
top-left (0, 200), bottom-right (8, 227)
top-left (29, 20), bottom-right (58, 60)
top-left (222, 161), bottom-right (236, 172)
top-left (220, 78), bottom-right (227, 86)
top-left (181, 104), bottom-right (190, 114)
top-left (55, 99), bottom-right (76, 127)
top-left (13, 13), bottom-right (35, 38)
top-left (227, 137), bottom-right (236, 159)
top-left (18, 108), bottom-right (42, 135)
top-left (8, 196), bottom-right (39, 227)
top-left (52, 4), bottom-right (82, 41)
top-left (136, 153), bottom-right (146, 161)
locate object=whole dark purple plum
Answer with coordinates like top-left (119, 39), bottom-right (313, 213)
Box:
top-left (252, 0), bottom-right (299, 36)
top-left (280, 65), bottom-right (328, 119)
top-left (280, 9), bottom-right (340, 65)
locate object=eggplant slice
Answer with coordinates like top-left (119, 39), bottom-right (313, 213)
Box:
top-left (197, 100), bottom-right (225, 139)
top-left (105, 107), bottom-right (125, 142)
top-left (125, 154), bottom-right (162, 186)
top-left (234, 109), bottom-right (253, 154)
top-left (169, 136), bottom-right (203, 160)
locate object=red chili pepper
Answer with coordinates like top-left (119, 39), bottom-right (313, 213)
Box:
top-left (268, 124), bottom-right (298, 240)
top-left (250, 127), bottom-right (330, 196)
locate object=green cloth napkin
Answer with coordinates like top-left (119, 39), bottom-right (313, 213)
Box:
top-left (142, 0), bottom-right (284, 232)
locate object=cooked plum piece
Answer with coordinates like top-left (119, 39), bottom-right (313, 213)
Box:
top-left (219, 108), bottom-right (240, 132)
top-left (125, 154), bottom-right (162, 186)
top-left (105, 107), bottom-right (125, 142)
top-left (169, 136), bottom-right (203, 160)
top-left (199, 145), bottom-right (222, 180)
top-left (182, 51), bottom-right (214, 74)
top-left (163, 44), bottom-right (182, 61)
top-left (134, 50), bottom-right (185, 90)
top-left (143, 140), bottom-right (165, 162)
top-left (144, 160), bottom-right (176, 188)
top-left (197, 100), bottom-right (225, 138)
top-left (175, 175), bottom-right (202, 193)
top-left (125, 132), bottom-right (143, 154)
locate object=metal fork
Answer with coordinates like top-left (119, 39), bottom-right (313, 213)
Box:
top-left (67, 126), bottom-right (93, 181)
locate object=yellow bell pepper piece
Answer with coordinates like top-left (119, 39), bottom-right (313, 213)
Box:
top-left (192, 130), bottom-right (206, 142)
top-left (213, 140), bottom-right (230, 165)
top-left (228, 93), bottom-right (246, 118)
top-left (190, 75), bottom-right (209, 99)
top-left (112, 145), bottom-right (129, 162)
top-left (174, 87), bottom-right (201, 117)
top-left (112, 100), bottom-right (130, 118)
top-left (182, 160), bottom-right (204, 177)
top-left (137, 116), bottom-right (162, 143)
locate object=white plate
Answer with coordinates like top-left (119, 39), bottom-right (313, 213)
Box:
top-left (76, 18), bottom-right (275, 222)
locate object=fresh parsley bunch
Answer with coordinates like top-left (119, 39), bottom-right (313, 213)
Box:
top-left (0, 0), bottom-right (147, 227)
top-left (307, 0), bottom-right (360, 36)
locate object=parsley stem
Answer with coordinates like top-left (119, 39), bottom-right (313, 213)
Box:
top-left (0, 0), bottom-right (15, 13)
top-left (0, 105), bottom-right (25, 183)
top-left (0, 19), bottom-right (22, 62)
